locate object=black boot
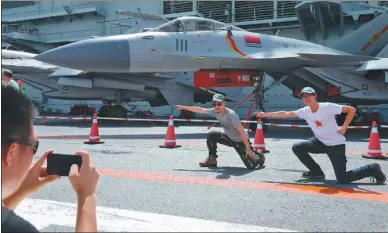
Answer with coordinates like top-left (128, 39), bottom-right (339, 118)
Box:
top-left (369, 163), bottom-right (386, 185)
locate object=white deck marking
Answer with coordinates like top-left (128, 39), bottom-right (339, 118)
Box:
top-left (15, 198), bottom-right (297, 232)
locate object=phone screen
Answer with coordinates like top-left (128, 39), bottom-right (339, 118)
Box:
top-left (47, 153), bottom-right (83, 176)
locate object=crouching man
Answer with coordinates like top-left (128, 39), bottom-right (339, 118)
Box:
top-left (175, 94), bottom-right (264, 169)
top-left (254, 86), bottom-right (385, 184)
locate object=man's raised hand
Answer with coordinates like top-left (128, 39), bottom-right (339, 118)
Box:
top-left (254, 112), bottom-right (267, 118)
top-left (175, 105), bottom-right (186, 111)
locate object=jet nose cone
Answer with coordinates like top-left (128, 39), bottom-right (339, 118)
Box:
top-left (35, 36), bottom-right (130, 73)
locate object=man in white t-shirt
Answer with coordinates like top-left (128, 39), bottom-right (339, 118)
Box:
top-left (254, 86), bottom-right (385, 185)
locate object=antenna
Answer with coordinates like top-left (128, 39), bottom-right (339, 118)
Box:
top-left (226, 25), bottom-right (233, 36)
top-left (63, 5), bottom-right (72, 14)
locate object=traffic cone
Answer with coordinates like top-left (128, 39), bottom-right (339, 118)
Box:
top-left (252, 118), bottom-right (269, 153)
top-left (84, 114), bottom-right (104, 144)
top-left (159, 115), bottom-right (181, 149)
top-left (361, 121), bottom-right (387, 160)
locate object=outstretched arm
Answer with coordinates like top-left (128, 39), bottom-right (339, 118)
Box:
top-left (254, 111), bottom-right (297, 118)
top-left (175, 105), bottom-right (213, 115)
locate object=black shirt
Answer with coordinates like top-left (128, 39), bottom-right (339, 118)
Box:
top-left (1, 206), bottom-right (39, 232)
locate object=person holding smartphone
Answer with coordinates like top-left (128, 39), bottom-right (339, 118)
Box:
top-left (254, 86), bottom-right (385, 184)
top-left (1, 85), bottom-right (100, 232)
top-left (175, 94), bottom-right (264, 169)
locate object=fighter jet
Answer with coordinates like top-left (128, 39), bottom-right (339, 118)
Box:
top-left (2, 48), bottom-right (245, 118)
top-left (34, 16), bottom-right (377, 73)
top-left (34, 14), bottom-right (388, 109)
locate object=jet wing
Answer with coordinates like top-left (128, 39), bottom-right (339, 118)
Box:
top-left (356, 58), bottom-right (388, 72)
top-left (2, 58), bottom-right (57, 71)
top-left (167, 46), bottom-right (377, 61)
top-left (296, 53), bottom-right (378, 64)
top-left (48, 67), bottom-right (85, 77)
top-left (164, 48), bottom-right (377, 73)
top-left (48, 67), bottom-right (174, 83)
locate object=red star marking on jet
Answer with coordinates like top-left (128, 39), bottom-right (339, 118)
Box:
top-left (372, 33), bottom-right (380, 42)
top-left (315, 121), bottom-right (323, 127)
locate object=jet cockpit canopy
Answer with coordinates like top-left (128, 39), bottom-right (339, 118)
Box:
top-left (150, 16), bottom-right (246, 32)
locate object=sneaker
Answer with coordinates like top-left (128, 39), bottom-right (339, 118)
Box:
top-left (199, 156), bottom-right (217, 167)
top-left (370, 163), bottom-right (386, 185)
top-left (302, 171), bottom-right (325, 179)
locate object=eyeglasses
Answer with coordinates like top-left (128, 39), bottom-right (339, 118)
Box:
top-left (212, 102), bottom-right (223, 107)
top-left (2, 138), bottom-right (39, 155)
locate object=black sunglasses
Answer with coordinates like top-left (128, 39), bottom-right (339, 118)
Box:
top-left (212, 102), bottom-right (223, 107)
top-left (2, 138), bottom-right (39, 155)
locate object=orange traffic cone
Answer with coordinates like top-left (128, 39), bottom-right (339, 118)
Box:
top-left (252, 118), bottom-right (269, 153)
top-left (362, 121), bottom-right (387, 160)
top-left (84, 114), bottom-right (104, 144)
top-left (159, 115), bottom-right (181, 149)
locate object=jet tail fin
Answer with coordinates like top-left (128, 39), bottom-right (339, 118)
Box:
top-left (333, 12), bottom-right (388, 57)
top-left (376, 43), bottom-right (388, 57)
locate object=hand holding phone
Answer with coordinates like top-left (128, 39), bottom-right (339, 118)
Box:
top-left (68, 151), bottom-right (99, 198)
top-left (50, 151), bottom-right (99, 232)
top-left (47, 153), bottom-right (82, 176)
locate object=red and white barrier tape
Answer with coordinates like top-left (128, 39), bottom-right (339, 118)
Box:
top-left (34, 116), bottom-right (382, 129)
top-left (36, 116), bottom-right (89, 121)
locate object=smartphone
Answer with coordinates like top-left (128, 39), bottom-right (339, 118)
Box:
top-left (47, 153), bottom-right (82, 176)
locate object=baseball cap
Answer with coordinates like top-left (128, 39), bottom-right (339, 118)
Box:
top-left (300, 86), bottom-right (316, 97)
top-left (212, 94), bottom-right (225, 102)
top-left (2, 68), bottom-right (13, 78)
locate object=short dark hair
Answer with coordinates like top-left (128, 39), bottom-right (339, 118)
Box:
top-left (2, 69), bottom-right (13, 78)
top-left (1, 86), bottom-right (37, 150)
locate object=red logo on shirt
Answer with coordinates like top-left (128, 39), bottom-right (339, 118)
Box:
top-left (315, 121), bottom-right (323, 127)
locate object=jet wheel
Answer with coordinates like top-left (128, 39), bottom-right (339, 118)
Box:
top-left (98, 104), bottom-right (129, 119)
